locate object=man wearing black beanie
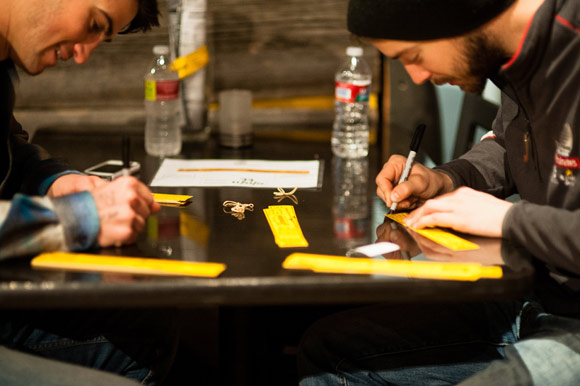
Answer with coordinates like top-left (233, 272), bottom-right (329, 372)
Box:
top-left (299, 0), bottom-right (580, 384)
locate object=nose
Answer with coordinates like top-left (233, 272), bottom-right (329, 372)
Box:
top-left (73, 40), bottom-right (101, 64)
top-left (403, 64), bottom-right (432, 84)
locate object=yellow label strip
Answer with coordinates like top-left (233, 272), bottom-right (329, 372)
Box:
top-left (153, 193), bottom-right (193, 206)
top-left (32, 252), bottom-right (225, 278)
top-left (283, 253), bottom-right (502, 281)
top-left (263, 205), bottom-right (309, 248)
top-left (170, 45), bottom-right (210, 79)
top-left (386, 213), bottom-right (479, 251)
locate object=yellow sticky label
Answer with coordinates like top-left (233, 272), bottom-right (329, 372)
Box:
top-left (145, 80), bottom-right (156, 101)
top-left (153, 193), bottom-right (193, 206)
top-left (264, 205), bottom-right (309, 248)
top-left (170, 45), bottom-right (210, 79)
top-left (386, 213), bottom-right (479, 251)
top-left (32, 252), bottom-right (226, 278)
top-left (283, 253), bottom-right (502, 281)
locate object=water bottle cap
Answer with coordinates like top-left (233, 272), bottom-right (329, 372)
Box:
top-left (346, 46), bottom-right (363, 57)
top-left (153, 45), bottom-right (169, 55)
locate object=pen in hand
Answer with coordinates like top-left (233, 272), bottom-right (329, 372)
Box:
top-left (386, 124), bottom-right (426, 214)
top-left (121, 135), bottom-right (131, 177)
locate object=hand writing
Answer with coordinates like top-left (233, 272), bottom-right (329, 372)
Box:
top-left (91, 176), bottom-right (160, 247)
top-left (375, 155), bottom-right (454, 210)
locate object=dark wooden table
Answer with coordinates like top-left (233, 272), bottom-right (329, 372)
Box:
top-left (0, 127), bottom-right (537, 385)
top-left (0, 127), bottom-right (535, 308)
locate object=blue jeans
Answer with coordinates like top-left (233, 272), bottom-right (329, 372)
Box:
top-left (298, 300), bottom-right (580, 385)
top-left (0, 309), bottom-right (179, 385)
top-left (0, 346), bottom-right (139, 386)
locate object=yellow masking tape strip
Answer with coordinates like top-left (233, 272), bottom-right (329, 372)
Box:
top-left (32, 252), bottom-right (225, 278)
top-left (283, 253), bottom-right (502, 281)
top-left (386, 213), bottom-right (479, 251)
top-left (170, 45), bottom-right (209, 79)
top-left (264, 205), bottom-right (309, 248)
top-left (153, 193), bottom-right (193, 206)
top-left (210, 93), bottom-right (378, 111)
top-left (264, 207), bottom-right (308, 247)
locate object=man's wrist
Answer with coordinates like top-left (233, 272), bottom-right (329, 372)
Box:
top-left (435, 170), bottom-right (455, 195)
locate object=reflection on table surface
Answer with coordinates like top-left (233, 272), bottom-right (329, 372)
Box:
top-left (376, 219), bottom-right (506, 266)
top-left (0, 132), bottom-right (535, 308)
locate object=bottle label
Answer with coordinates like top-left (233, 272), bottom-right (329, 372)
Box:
top-left (145, 80), bottom-right (180, 101)
top-left (335, 81), bottom-right (370, 103)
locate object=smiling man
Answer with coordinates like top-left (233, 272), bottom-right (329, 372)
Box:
top-left (0, 0), bottom-right (161, 261)
top-left (299, 0), bottom-right (580, 385)
top-left (0, 1), bottom-right (178, 385)
top-left (5, 0), bottom-right (137, 74)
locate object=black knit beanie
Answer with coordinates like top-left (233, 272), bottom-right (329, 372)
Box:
top-left (347, 0), bottom-right (516, 40)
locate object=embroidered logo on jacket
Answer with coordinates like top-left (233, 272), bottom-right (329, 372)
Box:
top-left (551, 123), bottom-right (578, 186)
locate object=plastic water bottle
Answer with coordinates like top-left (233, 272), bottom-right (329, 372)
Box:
top-left (145, 45), bottom-right (182, 157)
top-left (331, 46), bottom-right (372, 158)
top-left (332, 157), bottom-right (370, 250)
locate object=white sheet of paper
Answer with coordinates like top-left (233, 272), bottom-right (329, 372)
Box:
top-left (353, 242), bottom-right (400, 257)
top-left (150, 159), bottom-right (321, 188)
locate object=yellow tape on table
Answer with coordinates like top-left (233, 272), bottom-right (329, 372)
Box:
top-left (283, 253), bottom-right (502, 281)
top-left (386, 213), bottom-right (479, 251)
top-left (264, 205), bottom-right (309, 248)
top-left (32, 252), bottom-right (225, 278)
top-left (153, 193), bottom-right (193, 206)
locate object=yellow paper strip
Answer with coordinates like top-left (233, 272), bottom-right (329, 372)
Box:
top-left (32, 252), bottom-right (225, 278)
top-left (264, 205), bottom-right (309, 248)
top-left (386, 213), bottom-right (479, 251)
top-left (153, 193), bottom-right (193, 206)
top-left (283, 253), bottom-right (502, 281)
top-left (170, 45), bottom-right (209, 79)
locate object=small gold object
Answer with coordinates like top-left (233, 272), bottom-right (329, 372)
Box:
top-left (222, 200), bottom-right (254, 220)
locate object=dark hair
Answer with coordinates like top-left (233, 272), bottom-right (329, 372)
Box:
top-left (120, 0), bottom-right (160, 34)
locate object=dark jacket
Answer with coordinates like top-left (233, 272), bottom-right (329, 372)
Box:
top-left (0, 60), bottom-right (99, 258)
top-left (438, 0), bottom-right (580, 314)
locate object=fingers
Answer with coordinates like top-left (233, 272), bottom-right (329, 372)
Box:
top-left (376, 155), bottom-right (406, 206)
top-left (129, 177), bottom-right (158, 212)
top-left (92, 176), bottom-right (158, 247)
top-left (390, 180), bottom-right (420, 210)
top-left (402, 187), bottom-right (511, 237)
top-left (376, 155), bottom-right (438, 210)
top-left (112, 177), bottom-right (158, 216)
top-left (403, 192), bottom-right (460, 232)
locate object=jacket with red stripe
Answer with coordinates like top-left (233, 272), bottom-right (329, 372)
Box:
top-left (437, 0), bottom-right (580, 314)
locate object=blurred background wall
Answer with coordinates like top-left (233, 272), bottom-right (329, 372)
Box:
top-left (12, 0), bottom-right (499, 165)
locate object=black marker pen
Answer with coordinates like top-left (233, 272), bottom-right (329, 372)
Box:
top-left (386, 124), bottom-right (426, 214)
top-left (121, 135), bottom-right (131, 177)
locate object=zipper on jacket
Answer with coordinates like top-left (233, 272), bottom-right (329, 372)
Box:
top-left (523, 127), bottom-right (543, 183)
top-left (503, 82), bottom-right (543, 182)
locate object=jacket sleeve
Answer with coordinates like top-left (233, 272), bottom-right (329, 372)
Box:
top-left (436, 97), bottom-right (580, 276)
top-left (3, 115), bottom-right (78, 198)
top-left (0, 192), bottom-right (100, 260)
top-left (502, 202), bottom-right (580, 276)
top-left (435, 98), bottom-right (517, 198)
